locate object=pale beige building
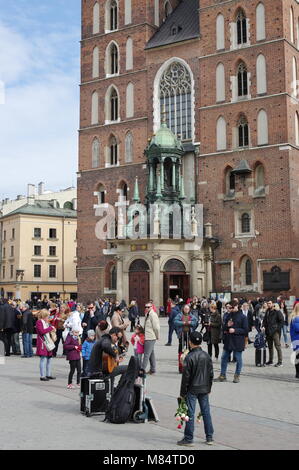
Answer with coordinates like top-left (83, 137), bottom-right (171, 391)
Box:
top-left (0, 200), bottom-right (77, 301)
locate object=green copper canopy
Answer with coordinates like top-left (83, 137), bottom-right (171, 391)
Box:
top-left (150, 123), bottom-right (183, 150)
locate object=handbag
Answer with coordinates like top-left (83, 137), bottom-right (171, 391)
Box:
top-left (43, 333), bottom-right (56, 352)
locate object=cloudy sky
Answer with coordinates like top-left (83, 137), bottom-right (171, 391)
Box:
top-left (0, 0), bottom-right (81, 199)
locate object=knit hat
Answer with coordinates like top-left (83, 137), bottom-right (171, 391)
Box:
top-left (87, 330), bottom-right (95, 338)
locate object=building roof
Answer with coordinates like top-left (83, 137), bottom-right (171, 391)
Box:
top-left (146, 0), bottom-right (200, 50)
top-left (1, 200), bottom-right (77, 219)
top-left (150, 122), bottom-right (184, 150)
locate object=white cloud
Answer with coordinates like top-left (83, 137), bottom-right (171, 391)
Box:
top-left (0, 19), bottom-right (80, 199)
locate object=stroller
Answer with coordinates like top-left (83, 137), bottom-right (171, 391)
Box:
top-left (132, 369), bottom-right (159, 423)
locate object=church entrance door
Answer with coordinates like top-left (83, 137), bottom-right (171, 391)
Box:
top-left (129, 259), bottom-right (150, 316)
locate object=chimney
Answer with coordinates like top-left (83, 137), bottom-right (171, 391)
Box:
top-left (38, 182), bottom-right (45, 196)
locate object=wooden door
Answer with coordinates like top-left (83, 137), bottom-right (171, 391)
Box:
top-left (129, 271), bottom-right (149, 316)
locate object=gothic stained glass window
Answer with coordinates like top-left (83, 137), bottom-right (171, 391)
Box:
top-left (237, 62), bottom-right (248, 97)
top-left (110, 0), bottom-right (118, 31)
top-left (159, 62), bottom-right (192, 140)
top-left (236, 10), bottom-right (247, 45)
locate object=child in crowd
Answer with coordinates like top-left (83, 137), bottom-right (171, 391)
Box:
top-left (82, 330), bottom-right (96, 376)
top-left (64, 329), bottom-right (82, 389)
top-left (130, 325), bottom-right (145, 368)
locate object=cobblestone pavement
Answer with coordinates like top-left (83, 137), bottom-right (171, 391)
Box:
top-left (0, 319), bottom-right (298, 450)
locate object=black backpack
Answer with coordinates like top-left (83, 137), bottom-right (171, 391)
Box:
top-left (105, 356), bottom-right (138, 424)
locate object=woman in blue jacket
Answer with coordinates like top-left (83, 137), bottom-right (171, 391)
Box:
top-left (290, 304), bottom-right (299, 379)
top-left (82, 330), bottom-right (96, 377)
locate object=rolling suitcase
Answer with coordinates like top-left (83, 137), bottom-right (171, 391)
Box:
top-left (255, 348), bottom-right (266, 367)
top-left (80, 376), bottom-right (112, 417)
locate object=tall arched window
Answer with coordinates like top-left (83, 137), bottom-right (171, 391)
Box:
top-left (290, 7), bottom-right (295, 43)
top-left (93, 2), bottom-right (100, 34)
top-left (225, 167), bottom-right (235, 195)
top-left (109, 136), bottom-right (118, 166)
top-left (92, 47), bottom-right (99, 78)
top-left (238, 115), bottom-right (249, 147)
top-left (159, 61), bottom-right (192, 140)
top-left (241, 213), bottom-right (251, 233)
top-left (107, 42), bottom-right (119, 75)
top-left (110, 266), bottom-right (117, 290)
top-left (237, 62), bottom-right (248, 97)
top-left (216, 14), bottom-right (225, 50)
top-left (165, 1), bottom-right (172, 18)
top-left (245, 259), bottom-right (252, 285)
top-left (216, 116), bottom-right (227, 151)
top-left (106, 0), bottom-right (118, 31)
top-left (118, 181), bottom-right (128, 200)
top-left (126, 83), bottom-right (134, 118)
top-left (125, 132), bottom-right (133, 162)
top-left (256, 54), bottom-right (267, 95)
top-left (124, 0), bottom-right (132, 25)
top-left (257, 109), bottom-right (268, 146)
top-left (92, 138), bottom-right (100, 168)
top-left (236, 9), bottom-right (247, 45)
top-left (255, 164), bottom-right (265, 194)
top-left (256, 3), bottom-right (265, 41)
top-left (216, 63), bottom-right (225, 102)
top-left (110, 88), bottom-right (118, 121)
top-left (295, 112), bottom-right (299, 146)
top-left (126, 37), bottom-right (133, 70)
top-left (292, 57), bottom-right (298, 98)
top-left (91, 91), bottom-right (99, 124)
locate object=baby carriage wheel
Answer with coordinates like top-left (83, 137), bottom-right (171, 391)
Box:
top-left (133, 410), bottom-right (145, 423)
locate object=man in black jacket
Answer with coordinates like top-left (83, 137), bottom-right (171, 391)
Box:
top-left (177, 331), bottom-right (214, 447)
top-left (263, 300), bottom-right (284, 366)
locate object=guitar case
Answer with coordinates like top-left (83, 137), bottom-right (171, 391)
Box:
top-left (105, 356), bottom-right (139, 424)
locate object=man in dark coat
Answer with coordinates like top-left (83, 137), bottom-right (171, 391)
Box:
top-left (177, 331), bottom-right (214, 447)
top-left (215, 301), bottom-right (248, 383)
top-left (263, 300), bottom-right (284, 366)
top-left (20, 303), bottom-right (34, 358)
top-left (81, 302), bottom-right (101, 343)
top-left (0, 300), bottom-right (17, 356)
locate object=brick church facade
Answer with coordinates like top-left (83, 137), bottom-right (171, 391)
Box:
top-left (78, 0), bottom-right (299, 305)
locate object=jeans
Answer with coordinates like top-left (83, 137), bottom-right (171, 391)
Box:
top-left (282, 325), bottom-right (288, 345)
top-left (267, 332), bottom-right (282, 363)
top-left (12, 333), bottom-right (21, 354)
top-left (40, 357), bottom-right (52, 378)
top-left (134, 351), bottom-right (144, 369)
top-left (184, 392), bottom-right (214, 442)
top-left (22, 333), bottom-right (33, 357)
top-left (167, 323), bottom-right (175, 345)
top-left (221, 349), bottom-right (243, 376)
top-left (142, 340), bottom-right (156, 372)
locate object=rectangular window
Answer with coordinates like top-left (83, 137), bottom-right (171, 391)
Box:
top-left (10, 265), bottom-right (14, 279)
top-left (10, 246), bottom-right (14, 257)
top-left (3, 248), bottom-right (5, 258)
top-left (3, 230), bottom-right (6, 241)
top-left (49, 265), bottom-right (56, 278)
top-left (49, 229), bottom-right (57, 239)
top-left (34, 246), bottom-right (41, 256)
top-left (34, 228), bottom-right (41, 238)
top-left (34, 265), bottom-right (41, 278)
top-left (49, 246), bottom-right (56, 257)
top-left (12, 228), bottom-right (15, 239)
top-left (2, 266), bottom-right (5, 279)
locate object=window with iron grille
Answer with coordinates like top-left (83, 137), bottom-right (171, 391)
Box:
top-left (49, 246), bottom-right (56, 257)
top-left (160, 62), bottom-right (192, 140)
top-left (241, 213), bottom-right (251, 233)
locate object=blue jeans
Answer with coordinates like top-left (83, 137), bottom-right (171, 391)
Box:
top-left (221, 349), bottom-right (243, 376)
top-left (40, 357), bottom-right (52, 378)
top-left (282, 325), bottom-right (288, 345)
top-left (22, 333), bottom-right (33, 357)
top-left (184, 392), bottom-right (214, 442)
top-left (167, 323), bottom-right (175, 344)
